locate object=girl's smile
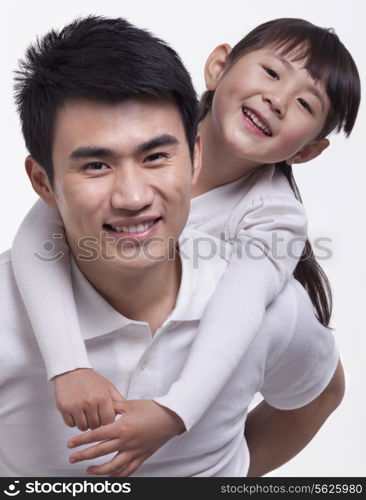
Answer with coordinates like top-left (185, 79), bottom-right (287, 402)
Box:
top-left (205, 46), bottom-right (330, 166)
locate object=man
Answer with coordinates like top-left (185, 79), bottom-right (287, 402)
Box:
top-left (0, 16), bottom-right (343, 477)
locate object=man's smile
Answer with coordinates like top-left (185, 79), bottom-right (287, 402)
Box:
top-left (103, 215), bottom-right (163, 242)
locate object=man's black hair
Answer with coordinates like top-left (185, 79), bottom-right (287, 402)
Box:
top-left (14, 15), bottom-right (199, 182)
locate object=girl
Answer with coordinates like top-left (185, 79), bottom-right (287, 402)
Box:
top-left (12, 17), bottom-right (360, 451)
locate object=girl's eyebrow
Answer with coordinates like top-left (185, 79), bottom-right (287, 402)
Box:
top-left (267, 53), bottom-right (293, 70)
top-left (267, 53), bottom-right (326, 111)
top-left (307, 87), bottom-right (326, 111)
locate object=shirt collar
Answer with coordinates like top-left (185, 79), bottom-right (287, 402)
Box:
top-left (70, 228), bottom-right (223, 340)
top-left (71, 258), bottom-right (135, 340)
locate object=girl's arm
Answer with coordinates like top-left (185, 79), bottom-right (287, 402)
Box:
top-left (11, 199), bottom-right (91, 379)
top-left (11, 199), bottom-right (124, 429)
top-left (154, 194), bottom-right (307, 431)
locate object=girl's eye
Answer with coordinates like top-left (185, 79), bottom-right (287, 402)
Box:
top-left (85, 162), bottom-right (109, 171)
top-left (263, 67), bottom-right (279, 80)
top-left (298, 98), bottom-right (313, 114)
top-left (144, 152), bottom-right (169, 163)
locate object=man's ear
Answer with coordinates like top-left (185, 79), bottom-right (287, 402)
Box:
top-left (204, 44), bottom-right (232, 91)
top-left (191, 134), bottom-right (202, 186)
top-left (25, 156), bottom-right (56, 206)
top-left (286, 138), bottom-right (330, 165)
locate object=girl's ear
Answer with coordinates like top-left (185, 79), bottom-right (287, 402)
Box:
top-left (25, 155), bottom-right (57, 206)
top-left (286, 138), bottom-right (330, 165)
top-left (191, 134), bottom-right (202, 186)
top-left (204, 44), bottom-right (232, 91)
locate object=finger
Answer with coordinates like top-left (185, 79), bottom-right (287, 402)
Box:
top-left (69, 439), bottom-right (120, 463)
top-left (113, 401), bottom-right (126, 415)
top-left (108, 385), bottom-right (125, 403)
top-left (98, 399), bottom-right (116, 426)
top-left (109, 458), bottom-right (141, 477)
top-left (85, 406), bottom-right (101, 430)
top-left (68, 421), bottom-right (119, 448)
top-left (74, 410), bottom-right (89, 432)
top-left (86, 451), bottom-right (132, 476)
top-left (62, 411), bottom-right (76, 428)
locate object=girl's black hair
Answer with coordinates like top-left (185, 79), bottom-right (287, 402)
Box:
top-left (200, 18), bottom-right (361, 327)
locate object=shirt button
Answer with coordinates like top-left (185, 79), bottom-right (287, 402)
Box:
top-left (140, 362), bottom-right (147, 371)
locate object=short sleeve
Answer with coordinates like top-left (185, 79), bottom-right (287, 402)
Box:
top-left (261, 281), bottom-right (339, 410)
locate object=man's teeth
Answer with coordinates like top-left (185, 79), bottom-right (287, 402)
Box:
top-left (243, 108), bottom-right (271, 136)
top-left (110, 220), bottom-right (156, 233)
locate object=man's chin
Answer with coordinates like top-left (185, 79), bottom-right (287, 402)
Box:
top-left (95, 253), bottom-right (170, 275)
top-left (99, 241), bottom-right (175, 269)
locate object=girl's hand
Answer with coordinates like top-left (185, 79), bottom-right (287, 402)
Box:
top-left (67, 399), bottom-right (186, 476)
top-left (53, 368), bottom-right (125, 431)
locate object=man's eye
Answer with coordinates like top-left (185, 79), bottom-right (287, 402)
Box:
top-left (144, 152), bottom-right (169, 163)
top-left (84, 162), bottom-right (109, 171)
top-left (263, 67), bottom-right (279, 79)
top-left (298, 98), bottom-right (313, 114)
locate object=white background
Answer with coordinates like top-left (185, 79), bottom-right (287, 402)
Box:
top-left (1, 0), bottom-right (365, 476)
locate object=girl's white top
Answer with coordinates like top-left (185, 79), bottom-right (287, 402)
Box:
top-left (11, 164), bottom-right (308, 431)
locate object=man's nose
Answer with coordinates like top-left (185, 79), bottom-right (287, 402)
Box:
top-left (263, 91), bottom-right (286, 118)
top-left (110, 167), bottom-right (155, 212)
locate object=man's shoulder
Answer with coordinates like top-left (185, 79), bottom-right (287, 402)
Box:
top-left (260, 279), bottom-right (338, 410)
top-left (0, 249), bottom-right (15, 288)
top-left (0, 249), bottom-right (12, 268)
top-left (0, 248), bottom-right (27, 322)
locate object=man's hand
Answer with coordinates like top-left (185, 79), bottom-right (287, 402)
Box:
top-left (67, 399), bottom-right (186, 477)
top-left (53, 368), bottom-right (125, 431)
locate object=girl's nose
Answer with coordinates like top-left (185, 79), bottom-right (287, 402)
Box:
top-left (263, 93), bottom-right (286, 118)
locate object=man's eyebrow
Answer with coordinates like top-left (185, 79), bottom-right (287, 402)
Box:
top-left (134, 134), bottom-right (180, 154)
top-left (268, 53), bottom-right (326, 111)
top-left (69, 135), bottom-right (180, 160)
top-left (69, 146), bottom-right (117, 160)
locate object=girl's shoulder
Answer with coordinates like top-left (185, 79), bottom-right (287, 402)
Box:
top-left (226, 165), bottom-right (307, 240)
top-left (243, 163), bottom-right (295, 199)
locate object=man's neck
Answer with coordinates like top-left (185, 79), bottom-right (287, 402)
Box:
top-left (192, 112), bottom-right (261, 197)
top-left (71, 246), bottom-right (182, 336)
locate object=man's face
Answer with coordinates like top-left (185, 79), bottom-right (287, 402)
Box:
top-left (45, 97), bottom-right (199, 273)
top-left (210, 46), bottom-right (331, 165)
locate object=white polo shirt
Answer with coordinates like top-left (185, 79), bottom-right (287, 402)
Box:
top-left (188, 163), bottom-right (306, 240)
top-left (153, 164), bottom-right (310, 430)
top-left (0, 229), bottom-right (338, 477)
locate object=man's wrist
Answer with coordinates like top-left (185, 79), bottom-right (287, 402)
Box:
top-left (51, 367), bottom-right (94, 382)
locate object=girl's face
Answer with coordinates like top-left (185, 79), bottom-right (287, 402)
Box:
top-left (206, 46), bottom-right (331, 166)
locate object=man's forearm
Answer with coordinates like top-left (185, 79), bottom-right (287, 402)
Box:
top-left (244, 361), bottom-right (345, 477)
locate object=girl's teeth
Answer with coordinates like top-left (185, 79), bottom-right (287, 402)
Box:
top-left (243, 108), bottom-right (271, 136)
top-left (112, 220), bottom-right (155, 233)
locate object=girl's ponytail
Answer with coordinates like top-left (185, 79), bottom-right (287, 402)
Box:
top-left (278, 162), bottom-right (332, 327)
